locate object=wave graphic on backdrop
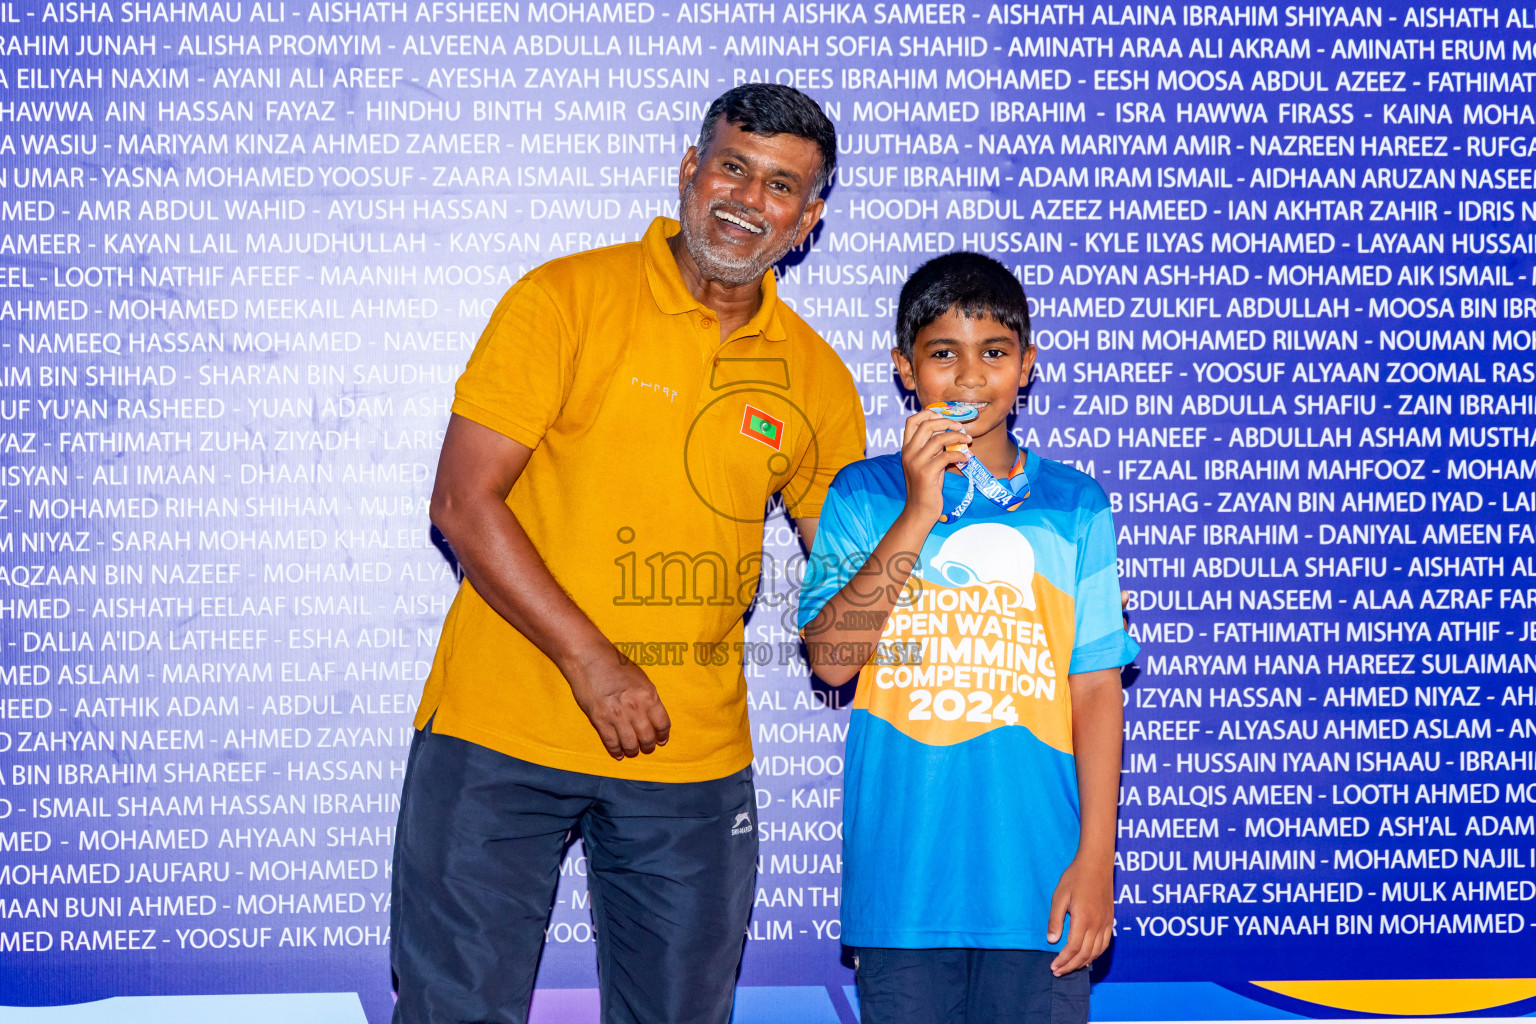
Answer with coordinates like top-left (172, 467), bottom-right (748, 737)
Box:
top-left (1251, 978), bottom-right (1536, 1016)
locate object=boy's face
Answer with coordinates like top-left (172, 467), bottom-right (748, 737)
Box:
top-left (893, 308), bottom-right (1036, 441)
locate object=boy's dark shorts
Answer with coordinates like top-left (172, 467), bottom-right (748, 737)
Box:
top-left (853, 946), bottom-right (1089, 1024)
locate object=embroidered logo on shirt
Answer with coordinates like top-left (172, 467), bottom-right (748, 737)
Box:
top-left (740, 405), bottom-right (784, 451)
top-left (631, 377), bottom-right (677, 403)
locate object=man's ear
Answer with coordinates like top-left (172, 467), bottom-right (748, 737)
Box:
top-left (892, 347), bottom-right (917, 391)
top-left (792, 196), bottom-right (825, 247)
top-left (1019, 344), bottom-right (1038, 387)
top-left (676, 145), bottom-right (699, 200)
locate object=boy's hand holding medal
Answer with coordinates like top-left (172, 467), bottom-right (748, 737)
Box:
top-left (898, 402), bottom-right (978, 526)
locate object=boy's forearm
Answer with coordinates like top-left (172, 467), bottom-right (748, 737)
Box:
top-left (802, 511), bottom-right (933, 684)
top-left (1068, 668), bottom-right (1124, 863)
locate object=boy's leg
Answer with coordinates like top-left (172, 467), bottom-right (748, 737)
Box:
top-left (391, 728), bottom-right (597, 1024)
top-left (964, 949), bottom-right (1090, 1024)
top-left (852, 948), bottom-right (968, 1024)
top-left (579, 767), bottom-right (758, 1024)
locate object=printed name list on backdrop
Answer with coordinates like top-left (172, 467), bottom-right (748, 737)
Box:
top-left (2, 0), bottom-right (1536, 1020)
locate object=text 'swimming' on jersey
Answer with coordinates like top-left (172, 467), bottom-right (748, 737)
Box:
top-left (798, 451), bottom-right (1138, 950)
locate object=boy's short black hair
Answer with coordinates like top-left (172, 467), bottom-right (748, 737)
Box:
top-left (895, 252), bottom-right (1031, 361)
top-left (697, 84), bottom-right (837, 194)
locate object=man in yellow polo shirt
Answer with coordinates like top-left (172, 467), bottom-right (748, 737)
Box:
top-left (391, 84), bottom-right (865, 1024)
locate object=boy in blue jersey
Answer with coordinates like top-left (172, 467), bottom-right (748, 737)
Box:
top-left (797, 252), bottom-right (1137, 1024)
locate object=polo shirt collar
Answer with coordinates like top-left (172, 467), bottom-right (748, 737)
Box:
top-left (641, 217), bottom-right (788, 342)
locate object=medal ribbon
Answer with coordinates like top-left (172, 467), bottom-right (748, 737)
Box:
top-left (928, 402), bottom-right (1031, 522)
top-left (943, 449), bottom-right (1029, 522)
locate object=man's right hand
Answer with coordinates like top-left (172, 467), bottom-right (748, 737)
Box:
top-left (566, 646), bottom-right (672, 759)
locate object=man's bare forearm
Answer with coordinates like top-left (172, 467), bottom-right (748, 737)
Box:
top-left (428, 416), bottom-right (669, 759)
top-left (433, 485), bottom-right (612, 675)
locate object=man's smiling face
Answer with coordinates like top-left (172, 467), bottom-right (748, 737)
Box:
top-left (675, 121), bottom-right (826, 288)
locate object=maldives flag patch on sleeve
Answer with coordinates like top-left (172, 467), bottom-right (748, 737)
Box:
top-left (741, 405), bottom-right (784, 451)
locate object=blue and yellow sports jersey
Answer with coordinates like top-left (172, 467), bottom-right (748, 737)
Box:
top-left (797, 450), bottom-right (1139, 950)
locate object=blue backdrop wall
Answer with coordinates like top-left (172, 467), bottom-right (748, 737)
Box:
top-left (2, 2), bottom-right (1536, 1020)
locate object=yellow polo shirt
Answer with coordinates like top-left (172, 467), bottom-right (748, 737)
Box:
top-left (413, 217), bottom-right (865, 781)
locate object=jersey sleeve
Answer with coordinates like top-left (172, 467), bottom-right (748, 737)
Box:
top-left (795, 470), bottom-right (874, 635)
top-left (782, 363), bottom-right (865, 520)
top-left (1069, 503), bottom-right (1141, 674)
top-left (451, 275), bottom-right (577, 449)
